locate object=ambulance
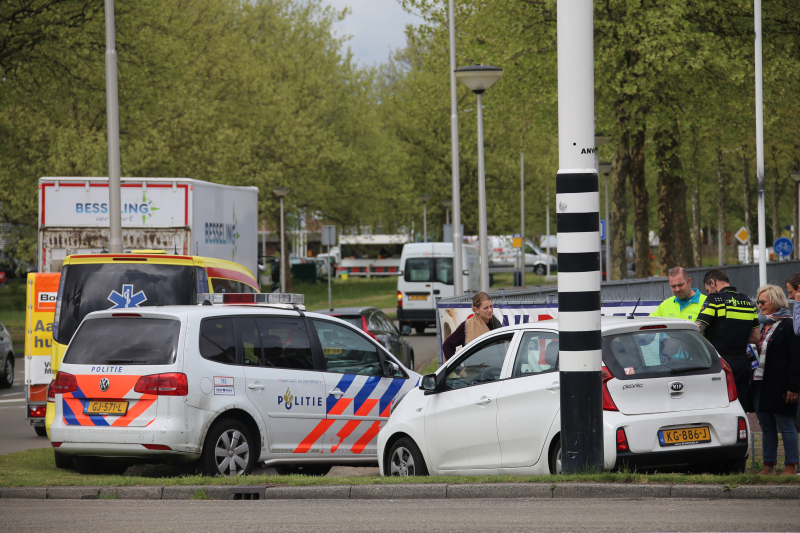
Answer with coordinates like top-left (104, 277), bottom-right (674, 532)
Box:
top-left (48, 293), bottom-right (420, 476)
top-left (44, 251), bottom-right (258, 461)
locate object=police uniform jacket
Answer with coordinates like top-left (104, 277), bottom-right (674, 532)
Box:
top-left (696, 286), bottom-right (758, 361)
top-left (755, 318), bottom-right (800, 415)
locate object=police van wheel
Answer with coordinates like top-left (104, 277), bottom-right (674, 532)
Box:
top-left (54, 451), bottom-right (74, 470)
top-left (201, 419), bottom-right (256, 477)
top-left (274, 465), bottom-right (332, 476)
top-left (34, 425), bottom-right (47, 437)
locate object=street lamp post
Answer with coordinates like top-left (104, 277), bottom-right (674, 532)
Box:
top-left (273, 187), bottom-right (290, 293)
top-left (447, 0), bottom-right (463, 296)
top-left (599, 162), bottom-right (612, 280)
top-left (419, 195), bottom-right (431, 242)
top-left (455, 64), bottom-right (503, 293)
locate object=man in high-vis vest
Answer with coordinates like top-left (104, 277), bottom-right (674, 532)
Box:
top-left (650, 267), bottom-right (706, 322)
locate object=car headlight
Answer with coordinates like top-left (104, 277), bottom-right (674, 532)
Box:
top-left (389, 391), bottom-right (409, 415)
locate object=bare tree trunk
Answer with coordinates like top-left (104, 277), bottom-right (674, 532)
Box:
top-left (655, 127), bottom-right (675, 275)
top-left (630, 124), bottom-right (650, 277)
top-left (690, 147), bottom-right (702, 267)
top-left (611, 128), bottom-right (631, 280)
top-left (716, 148), bottom-right (726, 265)
top-left (772, 159), bottom-right (780, 244)
top-left (674, 176), bottom-right (694, 268)
top-left (742, 152), bottom-right (753, 263)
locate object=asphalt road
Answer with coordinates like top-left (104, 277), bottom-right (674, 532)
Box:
top-left (0, 328), bottom-right (439, 458)
top-left (1, 498), bottom-right (797, 533)
top-left (0, 364), bottom-right (50, 455)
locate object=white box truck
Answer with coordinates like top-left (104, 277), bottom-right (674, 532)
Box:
top-left (37, 177), bottom-right (258, 277)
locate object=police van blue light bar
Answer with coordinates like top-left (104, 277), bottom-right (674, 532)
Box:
top-left (198, 293), bottom-right (304, 305)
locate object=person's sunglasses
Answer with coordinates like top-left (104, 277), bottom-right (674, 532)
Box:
top-left (757, 299), bottom-right (770, 305)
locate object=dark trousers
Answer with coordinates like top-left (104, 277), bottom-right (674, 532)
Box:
top-left (722, 356), bottom-right (752, 412)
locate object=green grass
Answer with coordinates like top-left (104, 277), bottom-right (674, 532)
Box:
top-left (299, 277), bottom-right (398, 312)
top-left (418, 359), bottom-right (439, 376)
top-left (2, 448), bottom-right (799, 487)
top-left (492, 272), bottom-right (554, 289)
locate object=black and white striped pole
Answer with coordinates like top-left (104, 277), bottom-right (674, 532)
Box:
top-left (556, 0), bottom-right (604, 473)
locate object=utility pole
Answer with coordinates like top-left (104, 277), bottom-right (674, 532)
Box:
top-left (448, 0), bottom-right (463, 295)
top-left (556, 0), bottom-right (603, 474)
top-left (755, 0), bottom-right (767, 286)
top-left (104, 0), bottom-right (122, 253)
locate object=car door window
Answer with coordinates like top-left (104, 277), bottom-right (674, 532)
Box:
top-left (511, 331), bottom-right (559, 378)
top-left (444, 334), bottom-right (514, 390)
top-left (367, 312), bottom-right (384, 333)
top-left (255, 317), bottom-right (315, 370)
top-left (312, 320), bottom-right (383, 376)
top-left (199, 317), bottom-right (237, 365)
top-left (238, 317), bottom-right (262, 366)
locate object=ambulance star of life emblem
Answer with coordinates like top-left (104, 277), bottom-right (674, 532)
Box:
top-left (99, 378), bottom-right (110, 392)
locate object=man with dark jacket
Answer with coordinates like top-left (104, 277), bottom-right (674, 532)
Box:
top-left (695, 269), bottom-right (760, 409)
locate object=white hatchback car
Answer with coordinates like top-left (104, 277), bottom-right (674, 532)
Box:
top-left (49, 294), bottom-right (420, 476)
top-left (378, 316), bottom-right (749, 476)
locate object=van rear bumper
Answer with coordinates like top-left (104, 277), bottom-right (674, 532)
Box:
top-left (397, 308), bottom-right (436, 325)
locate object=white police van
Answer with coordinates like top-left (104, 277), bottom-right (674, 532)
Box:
top-left (48, 293), bottom-right (420, 476)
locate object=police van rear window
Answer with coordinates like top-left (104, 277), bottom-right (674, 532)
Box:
top-left (63, 318), bottom-right (181, 365)
top-left (603, 329), bottom-right (720, 380)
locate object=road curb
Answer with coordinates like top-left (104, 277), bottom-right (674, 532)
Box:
top-left (1, 483), bottom-right (799, 500)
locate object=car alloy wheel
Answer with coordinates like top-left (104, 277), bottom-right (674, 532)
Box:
top-left (214, 428), bottom-right (250, 476)
top-left (390, 445), bottom-right (417, 476)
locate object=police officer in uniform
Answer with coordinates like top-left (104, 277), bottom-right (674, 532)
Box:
top-left (650, 267), bottom-right (706, 321)
top-left (696, 269), bottom-right (760, 409)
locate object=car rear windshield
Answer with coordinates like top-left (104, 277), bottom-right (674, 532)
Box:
top-left (403, 258), bottom-right (453, 284)
top-left (56, 263), bottom-right (194, 345)
top-left (335, 316), bottom-right (363, 329)
top-left (63, 318), bottom-right (181, 365)
top-left (602, 328), bottom-right (720, 380)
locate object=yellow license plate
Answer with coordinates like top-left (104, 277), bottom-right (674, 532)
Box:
top-left (323, 348), bottom-right (343, 355)
top-left (84, 401), bottom-right (128, 416)
top-left (659, 426), bottom-right (710, 446)
top-left (409, 295), bottom-right (428, 301)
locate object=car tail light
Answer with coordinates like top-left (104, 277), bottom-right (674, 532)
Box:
top-left (616, 427), bottom-right (629, 451)
top-left (719, 357), bottom-right (738, 402)
top-left (52, 372), bottom-right (78, 395)
top-left (602, 366), bottom-right (618, 411)
top-left (51, 442), bottom-right (62, 448)
top-left (29, 405), bottom-right (46, 418)
top-left (141, 444), bottom-right (172, 450)
top-left (47, 380), bottom-right (56, 402)
top-left (361, 316), bottom-right (378, 341)
top-left (134, 373), bottom-right (188, 396)
top-left (639, 325), bottom-right (667, 330)
top-left (397, 290), bottom-right (403, 308)
top-left (738, 417), bottom-right (747, 442)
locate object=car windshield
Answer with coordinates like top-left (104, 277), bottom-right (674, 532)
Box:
top-left (603, 328), bottom-right (719, 379)
top-left (55, 263), bottom-right (194, 345)
top-left (63, 318), bottom-right (181, 365)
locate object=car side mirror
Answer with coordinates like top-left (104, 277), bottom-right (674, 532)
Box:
top-left (400, 324), bottom-right (412, 336)
top-left (462, 270), bottom-right (469, 276)
top-left (398, 270), bottom-right (403, 275)
top-left (420, 373), bottom-right (437, 394)
top-left (384, 360), bottom-right (400, 376)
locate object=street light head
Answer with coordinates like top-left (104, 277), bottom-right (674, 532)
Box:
top-left (598, 162), bottom-right (612, 176)
top-left (792, 172), bottom-right (800, 183)
top-left (442, 200), bottom-right (452, 208)
top-left (418, 194), bottom-right (432, 204)
top-left (454, 64), bottom-right (503, 94)
top-left (272, 187), bottom-right (291, 198)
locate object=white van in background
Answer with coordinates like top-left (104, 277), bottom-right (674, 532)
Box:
top-left (470, 235), bottom-right (557, 275)
top-left (397, 243), bottom-right (480, 334)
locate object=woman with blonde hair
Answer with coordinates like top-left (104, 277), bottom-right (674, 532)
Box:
top-left (752, 284), bottom-right (800, 475)
top-left (442, 292), bottom-right (502, 361)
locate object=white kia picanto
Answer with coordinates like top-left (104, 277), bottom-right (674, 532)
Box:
top-left (378, 316), bottom-right (749, 476)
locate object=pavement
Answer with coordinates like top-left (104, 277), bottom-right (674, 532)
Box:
top-left (0, 482), bottom-right (799, 500)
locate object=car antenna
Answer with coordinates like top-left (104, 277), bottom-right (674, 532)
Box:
top-left (627, 298), bottom-right (641, 319)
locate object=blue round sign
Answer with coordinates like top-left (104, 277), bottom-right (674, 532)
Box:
top-left (774, 237), bottom-right (793, 257)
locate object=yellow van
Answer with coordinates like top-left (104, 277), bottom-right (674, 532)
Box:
top-left (45, 251), bottom-right (257, 446)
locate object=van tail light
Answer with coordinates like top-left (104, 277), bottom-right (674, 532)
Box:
top-left (47, 380), bottom-right (56, 402)
top-left (738, 417), bottom-right (748, 442)
top-left (719, 357), bottom-right (738, 402)
top-left (397, 290), bottom-right (403, 308)
top-left (361, 316), bottom-right (378, 341)
top-left (602, 366), bottom-right (618, 411)
top-left (52, 372), bottom-right (78, 395)
top-left (134, 373), bottom-right (188, 396)
top-left (616, 427), bottom-right (629, 451)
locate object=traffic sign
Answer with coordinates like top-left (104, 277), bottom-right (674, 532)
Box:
top-left (321, 225), bottom-right (336, 246)
top-left (600, 220), bottom-right (606, 240)
top-left (774, 237), bottom-right (793, 257)
top-left (734, 226), bottom-right (749, 245)
top-left (512, 234), bottom-right (522, 248)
